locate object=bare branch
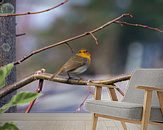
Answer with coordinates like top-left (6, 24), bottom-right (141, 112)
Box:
top-left (0, 0), bottom-right (68, 17)
top-left (3, 13), bottom-right (161, 67)
top-left (115, 21), bottom-right (163, 33)
top-left (24, 69), bottom-right (45, 113)
top-left (13, 13), bottom-right (132, 66)
top-left (76, 92), bottom-right (90, 112)
top-left (115, 87), bottom-right (125, 96)
top-left (16, 33), bottom-right (26, 37)
top-left (65, 42), bottom-right (74, 54)
top-left (25, 79), bottom-right (44, 113)
top-left (0, 73), bottom-right (131, 99)
top-left (89, 32), bottom-right (99, 45)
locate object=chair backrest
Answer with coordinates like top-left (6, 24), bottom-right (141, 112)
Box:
top-left (123, 69), bottom-right (163, 107)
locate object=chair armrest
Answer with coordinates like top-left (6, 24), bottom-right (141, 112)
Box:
top-left (87, 82), bottom-right (124, 96)
top-left (137, 86), bottom-right (163, 92)
top-left (137, 86), bottom-right (163, 121)
top-left (87, 82), bottom-right (115, 88)
top-left (87, 82), bottom-right (119, 101)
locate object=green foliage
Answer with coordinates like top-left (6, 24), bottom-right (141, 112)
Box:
top-left (11, 92), bottom-right (41, 105)
top-left (0, 123), bottom-right (19, 130)
top-left (0, 64), bottom-right (40, 129)
top-left (0, 3), bottom-right (15, 14)
top-left (0, 102), bottom-right (12, 114)
top-left (0, 63), bottom-right (14, 88)
top-left (0, 92), bottom-right (41, 113)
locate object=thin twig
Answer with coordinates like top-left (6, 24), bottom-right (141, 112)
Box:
top-left (116, 87), bottom-right (124, 96)
top-left (112, 84), bottom-right (124, 96)
top-left (89, 32), bottom-right (99, 45)
top-left (76, 92), bottom-right (91, 112)
top-left (25, 79), bottom-right (44, 113)
top-left (16, 33), bottom-right (26, 37)
top-left (13, 13), bottom-right (132, 66)
top-left (24, 69), bottom-right (45, 113)
top-left (115, 21), bottom-right (163, 33)
top-left (0, 0), bottom-right (68, 17)
top-left (76, 83), bottom-right (96, 112)
top-left (65, 42), bottom-right (74, 54)
top-left (0, 73), bottom-right (131, 99)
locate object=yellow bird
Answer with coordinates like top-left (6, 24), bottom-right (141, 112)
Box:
top-left (51, 49), bottom-right (91, 79)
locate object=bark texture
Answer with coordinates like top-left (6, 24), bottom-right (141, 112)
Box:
top-left (0, 0), bottom-right (16, 112)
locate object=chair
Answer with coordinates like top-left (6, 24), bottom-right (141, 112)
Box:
top-left (86, 69), bottom-right (163, 130)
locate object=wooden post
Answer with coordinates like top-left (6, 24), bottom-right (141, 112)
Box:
top-left (141, 90), bottom-right (153, 130)
top-left (94, 86), bottom-right (102, 100)
top-left (107, 85), bottom-right (127, 130)
top-left (92, 86), bottom-right (102, 130)
top-left (107, 86), bottom-right (118, 101)
top-left (157, 91), bottom-right (163, 115)
top-left (0, 0), bottom-right (16, 112)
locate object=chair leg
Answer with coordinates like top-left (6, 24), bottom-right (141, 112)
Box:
top-left (141, 90), bottom-right (152, 130)
top-left (91, 86), bottom-right (101, 130)
top-left (141, 120), bottom-right (148, 130)
top-left (92, 113), bottom-right (98, 130)
top-left (157, 91), bottom-right (163, 114)
top-left (121, 121), bottom-right (127, 130)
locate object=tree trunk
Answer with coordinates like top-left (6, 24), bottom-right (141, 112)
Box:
top-left (0, 0), bottom-right (16, 112)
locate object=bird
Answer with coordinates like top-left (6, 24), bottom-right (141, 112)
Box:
top-left (51, 49), bottom-right (91, 79)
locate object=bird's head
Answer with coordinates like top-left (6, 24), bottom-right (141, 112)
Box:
top-left (76, 49), bottom-right (91, 63)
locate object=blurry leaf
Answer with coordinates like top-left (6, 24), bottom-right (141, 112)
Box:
top-left (5, 63), bottom-right (14, 76)
top-left (11, 92), bottom-right (41, 105)
top-left (0, 92), bottom-right (41, 113)
top-left (0, 80), bottom-right (5, 89)
top-left (0, 102), bottom-right (11, 113)
top-left (0, 63), bottom-right (14, 88)
top-left (0, 122), bottom-right (19, 130)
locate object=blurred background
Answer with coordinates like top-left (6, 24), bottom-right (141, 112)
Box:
top-left (16, 0), bottom-right (163, 112)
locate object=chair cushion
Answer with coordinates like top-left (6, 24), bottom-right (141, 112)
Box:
top-left (86, 100), bottom-right (163, 122)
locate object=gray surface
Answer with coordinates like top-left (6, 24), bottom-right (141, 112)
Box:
top-left (86, 100), bottom-right (163, 122)
top-left (0, 113), bottom-right (124, 130)
top-left (0, 113), bottom-right (162, 130)
top-left (123, 69), bottom-right (163, 106)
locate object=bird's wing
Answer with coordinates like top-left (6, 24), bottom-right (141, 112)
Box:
top-left (57, 55), bottom-right (87, 75)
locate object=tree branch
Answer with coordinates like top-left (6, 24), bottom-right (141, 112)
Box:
top-left (115, 21), bottom-right (163, 33)
top-left (0, 73), bottom-right (131, 99)
top-left (89, 32), bottom-right (99, 45)
top-left (13, 13), bottom-right (132, 66)
top-left (65, 42), bottom-right (74, 54)
top-left (25, 79), bottom-right (44, 113)
top-left (0, 0), bottom-right (68, 17)
top-left (16, 33), bottom-right (26, 37)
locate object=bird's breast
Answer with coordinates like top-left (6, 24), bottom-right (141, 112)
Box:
top-left (70, 64), bottom-right (88, 74)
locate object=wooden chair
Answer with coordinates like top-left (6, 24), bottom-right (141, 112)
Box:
top-left (86, 69), bottom-right (163, 130)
